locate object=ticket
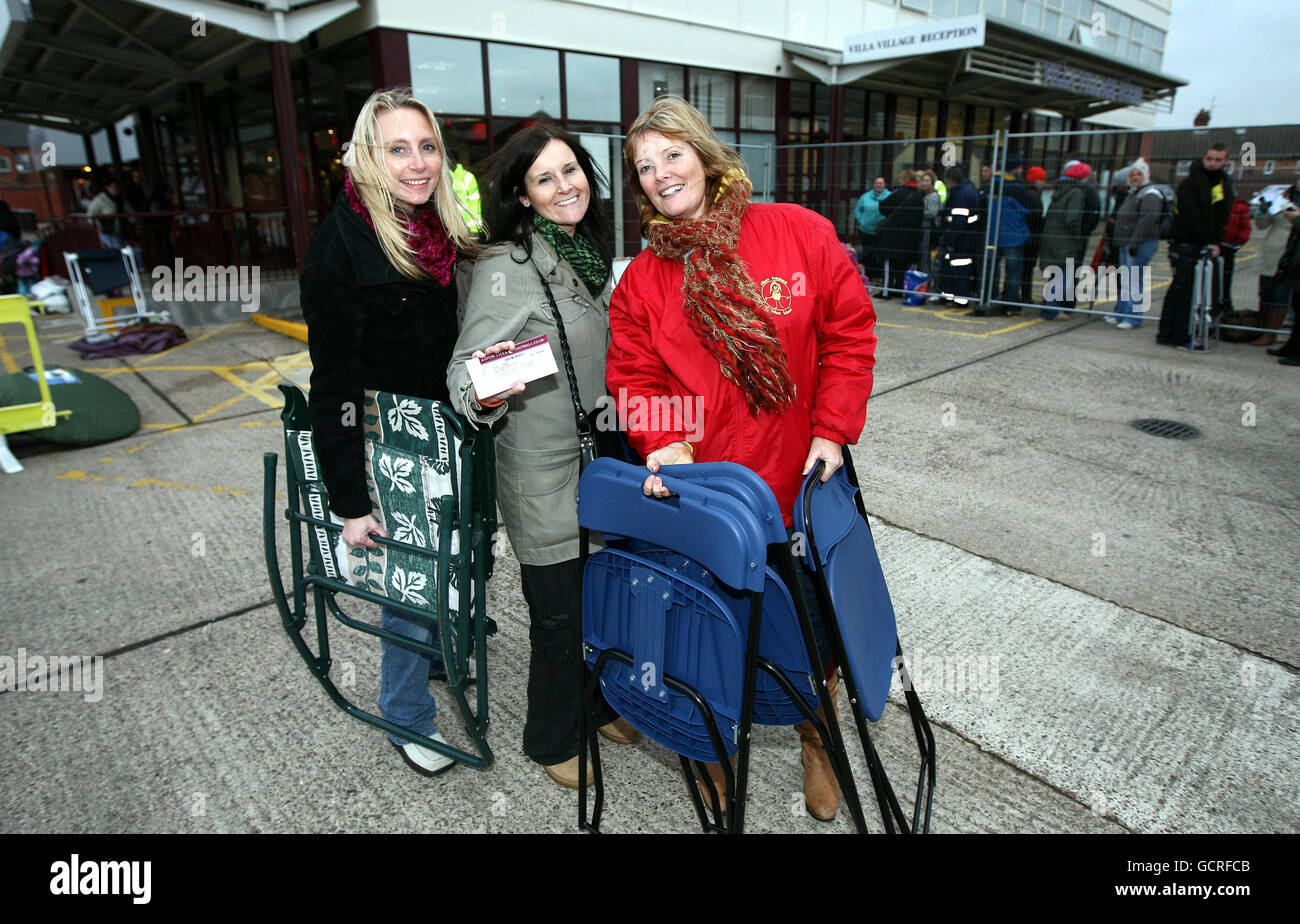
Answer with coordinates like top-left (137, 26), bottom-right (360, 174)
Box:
top-left (464, 334), bottom-right (558, 399)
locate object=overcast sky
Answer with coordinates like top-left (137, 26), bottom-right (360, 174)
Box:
top-left (1155, 0), bottom-right (1299, 128)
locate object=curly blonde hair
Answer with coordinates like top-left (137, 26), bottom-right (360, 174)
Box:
top-left (623, 95), bottom-right (750, 234)
top-left (345, 88), bottom-right (478, 279)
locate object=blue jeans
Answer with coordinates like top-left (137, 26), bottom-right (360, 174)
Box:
top-left (995, 246), bottom-right (1025, 307)
top-left (1113, 240), bottom-right (1158, 327)
top-left (379, 604), bottom-right (441, 746)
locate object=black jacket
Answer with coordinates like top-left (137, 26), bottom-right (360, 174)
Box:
top-left (940, 179), bottom-right (981, 257)
top-left (300, 193), bottom-right (459, 518)
top-left (1172, 162), bottom-right (1234, 247)
top-left (877, 184), bottom-right (926, 261)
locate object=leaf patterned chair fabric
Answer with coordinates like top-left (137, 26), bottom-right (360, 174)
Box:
top-left (264, 384), bottom-right (497, 769)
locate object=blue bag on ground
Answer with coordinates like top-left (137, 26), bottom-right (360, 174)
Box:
top-left (903, 267), bottom-right (930, 306)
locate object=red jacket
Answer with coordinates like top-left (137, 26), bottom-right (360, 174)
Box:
top-left (606, 203), bottom-right (877, 524)
top-left (1223, 197), bottom-right (1252, 248)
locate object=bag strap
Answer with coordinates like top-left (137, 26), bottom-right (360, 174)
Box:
top-left (532, 262), bottom-right (591, 443)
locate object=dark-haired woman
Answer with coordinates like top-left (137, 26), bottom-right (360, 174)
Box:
top-left (447, 124), bottom-right (637, 789)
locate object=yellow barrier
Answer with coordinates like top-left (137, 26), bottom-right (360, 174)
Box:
top-left (0, 295), bottom-right (72, 473)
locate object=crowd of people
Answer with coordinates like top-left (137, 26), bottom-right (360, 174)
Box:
top-left (853, 143), bottom-right (1299, 363)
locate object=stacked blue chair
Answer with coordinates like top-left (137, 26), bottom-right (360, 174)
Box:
top-left (577, 454), bottom-right (936, 834)
top-left (577, 458), bottom-right (867, 833)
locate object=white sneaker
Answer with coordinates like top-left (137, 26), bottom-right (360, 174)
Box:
top-left (392, 732), bottom-right (456, 776)
top-left (1104, 316), bottom-right (1119, 325)
top-left (1116, 321), bottom-right (1136, 330)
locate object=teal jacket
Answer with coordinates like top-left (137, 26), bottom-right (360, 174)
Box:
top-left (854, 189), bottom-right (890, 235)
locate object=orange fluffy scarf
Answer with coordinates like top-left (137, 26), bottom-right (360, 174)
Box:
top-left (646, 177), bottom-right (795, 414)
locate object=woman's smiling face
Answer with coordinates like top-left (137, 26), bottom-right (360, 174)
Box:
top-left (377, 106), bottom-right (441, 214)
top-left (633, 131), bottom-right (708, 222)
top-left (519, 138), bottom-right (590, 234)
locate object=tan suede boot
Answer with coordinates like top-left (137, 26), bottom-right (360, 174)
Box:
top-left (794, 674), bottom-right (841, 822)
top-left (697, 759), bottom-right (733, 817)
top-left (1251, 306), bottom-right (1285, 346)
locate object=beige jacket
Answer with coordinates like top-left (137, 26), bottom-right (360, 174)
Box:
top-left (447, 234), bottom-right (611, 565)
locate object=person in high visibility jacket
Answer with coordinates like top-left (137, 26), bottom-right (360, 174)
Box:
top-left (451, 160), bottom-right (483, 233)
top-left (934, 178), bottom-right (948, 204)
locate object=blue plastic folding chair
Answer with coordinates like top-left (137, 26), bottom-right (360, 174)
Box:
top-left (793, 452), bottom-right (937, 833)
top-left (576, 458), bottom-right (870, 834)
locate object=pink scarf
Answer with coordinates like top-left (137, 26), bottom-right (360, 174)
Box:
top-left (344, 173), bottom-right (456, 285)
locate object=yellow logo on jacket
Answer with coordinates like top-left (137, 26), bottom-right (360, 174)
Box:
top-left (759, 276), bottom-right (792, 314)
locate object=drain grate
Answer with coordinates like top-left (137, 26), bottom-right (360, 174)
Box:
top-left (1132, 418), bottom-right (1200, 440)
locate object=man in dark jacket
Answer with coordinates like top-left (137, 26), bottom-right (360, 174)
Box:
top-left (876, 169), bottom-right (925, 297)
top-left (938, 166), bottom-right (981, 308)
top-left (986, 152), bottom-right (1036, 314)
top-left (1157, 144), bottom-right (1234, 346)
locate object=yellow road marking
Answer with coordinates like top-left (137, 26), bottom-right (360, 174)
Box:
top-left (197, 366), bottom-right (286, 419)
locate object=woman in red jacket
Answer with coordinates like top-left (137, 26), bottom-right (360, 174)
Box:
top-left (605, 96), bottom-right (877, 822)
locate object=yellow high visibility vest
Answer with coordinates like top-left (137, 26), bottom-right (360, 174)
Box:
top-left (452, 164), bottom-right (482, 233)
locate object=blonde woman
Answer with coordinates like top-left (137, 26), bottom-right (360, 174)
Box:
top-left (606, 96), bottom-right (877, 822)
top-left (300, 87), bottom-right (477, 778)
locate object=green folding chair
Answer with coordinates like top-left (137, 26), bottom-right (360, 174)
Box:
top-left (263, 384), bottom-right (497, 768)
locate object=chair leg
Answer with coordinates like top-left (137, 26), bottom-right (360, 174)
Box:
top-left (0, 433), bottom-right (22, 474)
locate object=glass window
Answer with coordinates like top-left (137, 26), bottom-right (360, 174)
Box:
top-left (739, 76), bottom-right (775, 131)
top-left (894, 96), bottom-right (918, 140)
top-left (1005, 0), bottom-right (1024, 25)
top-left (933, 0), bottom-right (956, 15)
top-left (958, 0), bottom-right (981, 13)
top-left (639, 62), bottom-right (684, 110)
top-left (868, 93), bottom-right (886, 140)
top-left (919, 98), bottom-right (939, 139)
top-left (946, 102), bottom-right (967, 139)
top-left (844, 88), bottom-right (866, 138)
top-left (489, 43), bottom-right (559, 118)
top-left (410, 34), bottom-right (484, 115)
top-left (691, 69), bottom-right (734, 128)
top-left (441, 118), bottom-right (488, 171)
top-left (1043, 10), bottom-right (1060, 35)
top-left (790, 80), bottom-right (811, 114)
top-left (739, 132), bottom-right (775, 200)
top-left (565, 53), bottom-right (619, 122)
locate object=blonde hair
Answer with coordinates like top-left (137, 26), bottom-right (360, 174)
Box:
top-left (623, 95), bottom-right (749, 233)
top-left (344, 87), bottom-right (478, 279)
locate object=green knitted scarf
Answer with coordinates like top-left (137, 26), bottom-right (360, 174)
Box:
top-left (532, 214), bottom-right (610, 292)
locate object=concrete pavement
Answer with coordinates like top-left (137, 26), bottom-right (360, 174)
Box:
top-left (1, 276), bottom-right (1295, 833)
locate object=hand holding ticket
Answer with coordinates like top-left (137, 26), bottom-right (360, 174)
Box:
top-left (465, 335), bottom-right (558, 401)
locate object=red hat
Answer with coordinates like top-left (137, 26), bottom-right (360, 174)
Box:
top-left (1026, 166), bottom-right (1047, 182)
top-left (1063, 160), bottom-right (1093, 180)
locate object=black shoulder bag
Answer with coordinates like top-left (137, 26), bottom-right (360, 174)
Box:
top-left (533, 264), bottom-right (602, 472)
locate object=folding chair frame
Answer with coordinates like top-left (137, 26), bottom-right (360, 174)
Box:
top-left (800, 449), bottom-right (937, 834)
top-left (575, 463), bottom-right (880, 835)
top-left (64, 247), bottom-right (160, 339)
top-left (263, 384), bottom-right (495, 769)
top-left (1188, 250), bottom-right (1224, 353)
